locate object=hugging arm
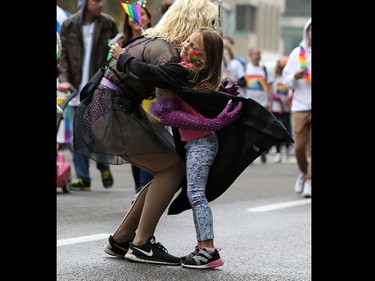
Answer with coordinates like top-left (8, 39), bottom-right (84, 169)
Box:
top-left (218, 80), bottom-right (241, 96)
top-left (116, 53), bottom-right (189, 90)
top-left (149, 98), bottom-right (243, 131)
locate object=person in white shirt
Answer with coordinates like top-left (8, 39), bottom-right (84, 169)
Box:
top-left (221, 38), bottom-right (245, 95)
top-left (240, 47), bottom-right (273, 111)
top-left (282, 17), bottom-right (311, 198)
top-left (271, 56), bottom-right (293, 163)
top-left (240, 47), bottom-right (273, 163)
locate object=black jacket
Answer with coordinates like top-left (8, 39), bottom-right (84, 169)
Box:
top-left (116, 53), bottom-right (294, 215)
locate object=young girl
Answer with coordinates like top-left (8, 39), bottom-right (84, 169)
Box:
top-left (110, 27), bottom-right (242, 269)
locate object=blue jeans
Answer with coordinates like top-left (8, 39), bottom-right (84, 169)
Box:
top-left (185, 132), bottom-right (218, 242)
top-left (71, 106), bottom-right (109, 182)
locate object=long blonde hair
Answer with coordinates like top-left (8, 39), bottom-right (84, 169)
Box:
top-left (143, 0), bottom-right (219, 47)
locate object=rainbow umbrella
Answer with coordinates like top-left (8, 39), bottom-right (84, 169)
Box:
top-left (120, 1), bottom-right (143, 27)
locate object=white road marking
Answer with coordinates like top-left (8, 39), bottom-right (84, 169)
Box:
top-left (247, 199), bottom-right (311, 212)
top-left (57, 233), bottom-right (111, 247)
top-left (58, 200), bottom-right (310, 247)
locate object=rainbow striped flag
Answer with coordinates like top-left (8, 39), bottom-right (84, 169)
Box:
top-left (245, 75), bottom-right (269, 92)
top-left (120, 1), bottom-right (142, 27)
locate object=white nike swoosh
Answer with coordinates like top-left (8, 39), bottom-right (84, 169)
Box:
top-left (133, 246), bottom-right (153, 257)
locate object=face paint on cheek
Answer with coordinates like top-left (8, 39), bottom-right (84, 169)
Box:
top-left (188, 49), bottom-right (203, 62)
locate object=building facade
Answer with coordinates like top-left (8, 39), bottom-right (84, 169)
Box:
top-left (219, 0), bottom-right (311, 68)
top-left (281, 0), bottom-right (311, 55)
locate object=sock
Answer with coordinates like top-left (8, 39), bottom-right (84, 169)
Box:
top-left (204, 247), bottom-right (215, 254)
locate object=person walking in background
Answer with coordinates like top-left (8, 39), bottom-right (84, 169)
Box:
top-left (110, 27), bottom-right (240, 269)
top-left (240, 47), bottom-right (273, 163)
top-left (282, 17), bottom-right (311, 198)
top-left (58, 0), bottom-right (118, 191)
top-left (56, 5), bottom-right (72, 147)
top-left (271, 56), bottom-right (293, 163)
top-left (109, 0), bottom-right (154, 194)
top-left (221, 37), bottom-right (246, 96)
top-left (240, 47), bottom-right (273, 110)
top-left (222, 36), bottom-right (246, 68)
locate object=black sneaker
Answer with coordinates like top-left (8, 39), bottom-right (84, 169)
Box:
top-left (103, 235), bottom-right (132, 258)
top-left (70, 178), bottom-right (91, 191)
top-left (125, 236), bottom-right (181, 265)
top-left (100, 168), bottom-right (114, 188)
top-left (180, 246), bottom-right (200, 263)
top-left (181, 248), bottom-right (224, 269)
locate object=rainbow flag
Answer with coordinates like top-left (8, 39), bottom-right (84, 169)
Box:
top-left (245, 75), bottom-right (269, 92)
top-left (120, 1), bottom-right (142, 27)
top-left (276, 83), bottom-right (288, 95)
top-left (299, 41), bottom-right (311, 83)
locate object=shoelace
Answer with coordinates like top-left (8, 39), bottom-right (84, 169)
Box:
top-left (189, 247), bottom-right (199, 256)
top-left (186, 247), bottom-right (199, 260)
top-left (191, 250), bottom-right (213, 264)
top-left (155, 242), bottom-right (168, 253)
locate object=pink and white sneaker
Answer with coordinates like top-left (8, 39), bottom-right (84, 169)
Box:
top-left (181, 248), bottom-right (224, 269)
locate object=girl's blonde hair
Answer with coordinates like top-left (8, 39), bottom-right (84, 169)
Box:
top-left (190, 27), bottom-right (223, 91)
top-left (143, 0), bottom-right (219, 47)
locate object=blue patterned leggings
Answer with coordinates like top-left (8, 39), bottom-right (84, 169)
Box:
top-left (185, 132), bottom-right (219, 242)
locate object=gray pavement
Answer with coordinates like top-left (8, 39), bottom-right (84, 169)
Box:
top-left (57, 146), bottom-right (311, 281)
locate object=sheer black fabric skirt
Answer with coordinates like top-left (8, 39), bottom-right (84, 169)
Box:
top-left (73, 86), bottom-right (176, 165)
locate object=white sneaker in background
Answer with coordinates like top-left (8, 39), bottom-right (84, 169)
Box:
top-left (294, 172), bottom-right (306, 194)
top-left (302, 179), bottom-right (311, 198)
top-left (269, 146), bottom-right (277, 154)
top-left (285, 147), bottom-right (290, 158)
top-left (273, 153), bottom-right (282, 163)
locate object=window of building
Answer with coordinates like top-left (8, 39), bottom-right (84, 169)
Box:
top-left (236, 5), bottom-right (257, 32)
top-left (284, 0), bottom-right (311, 16)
